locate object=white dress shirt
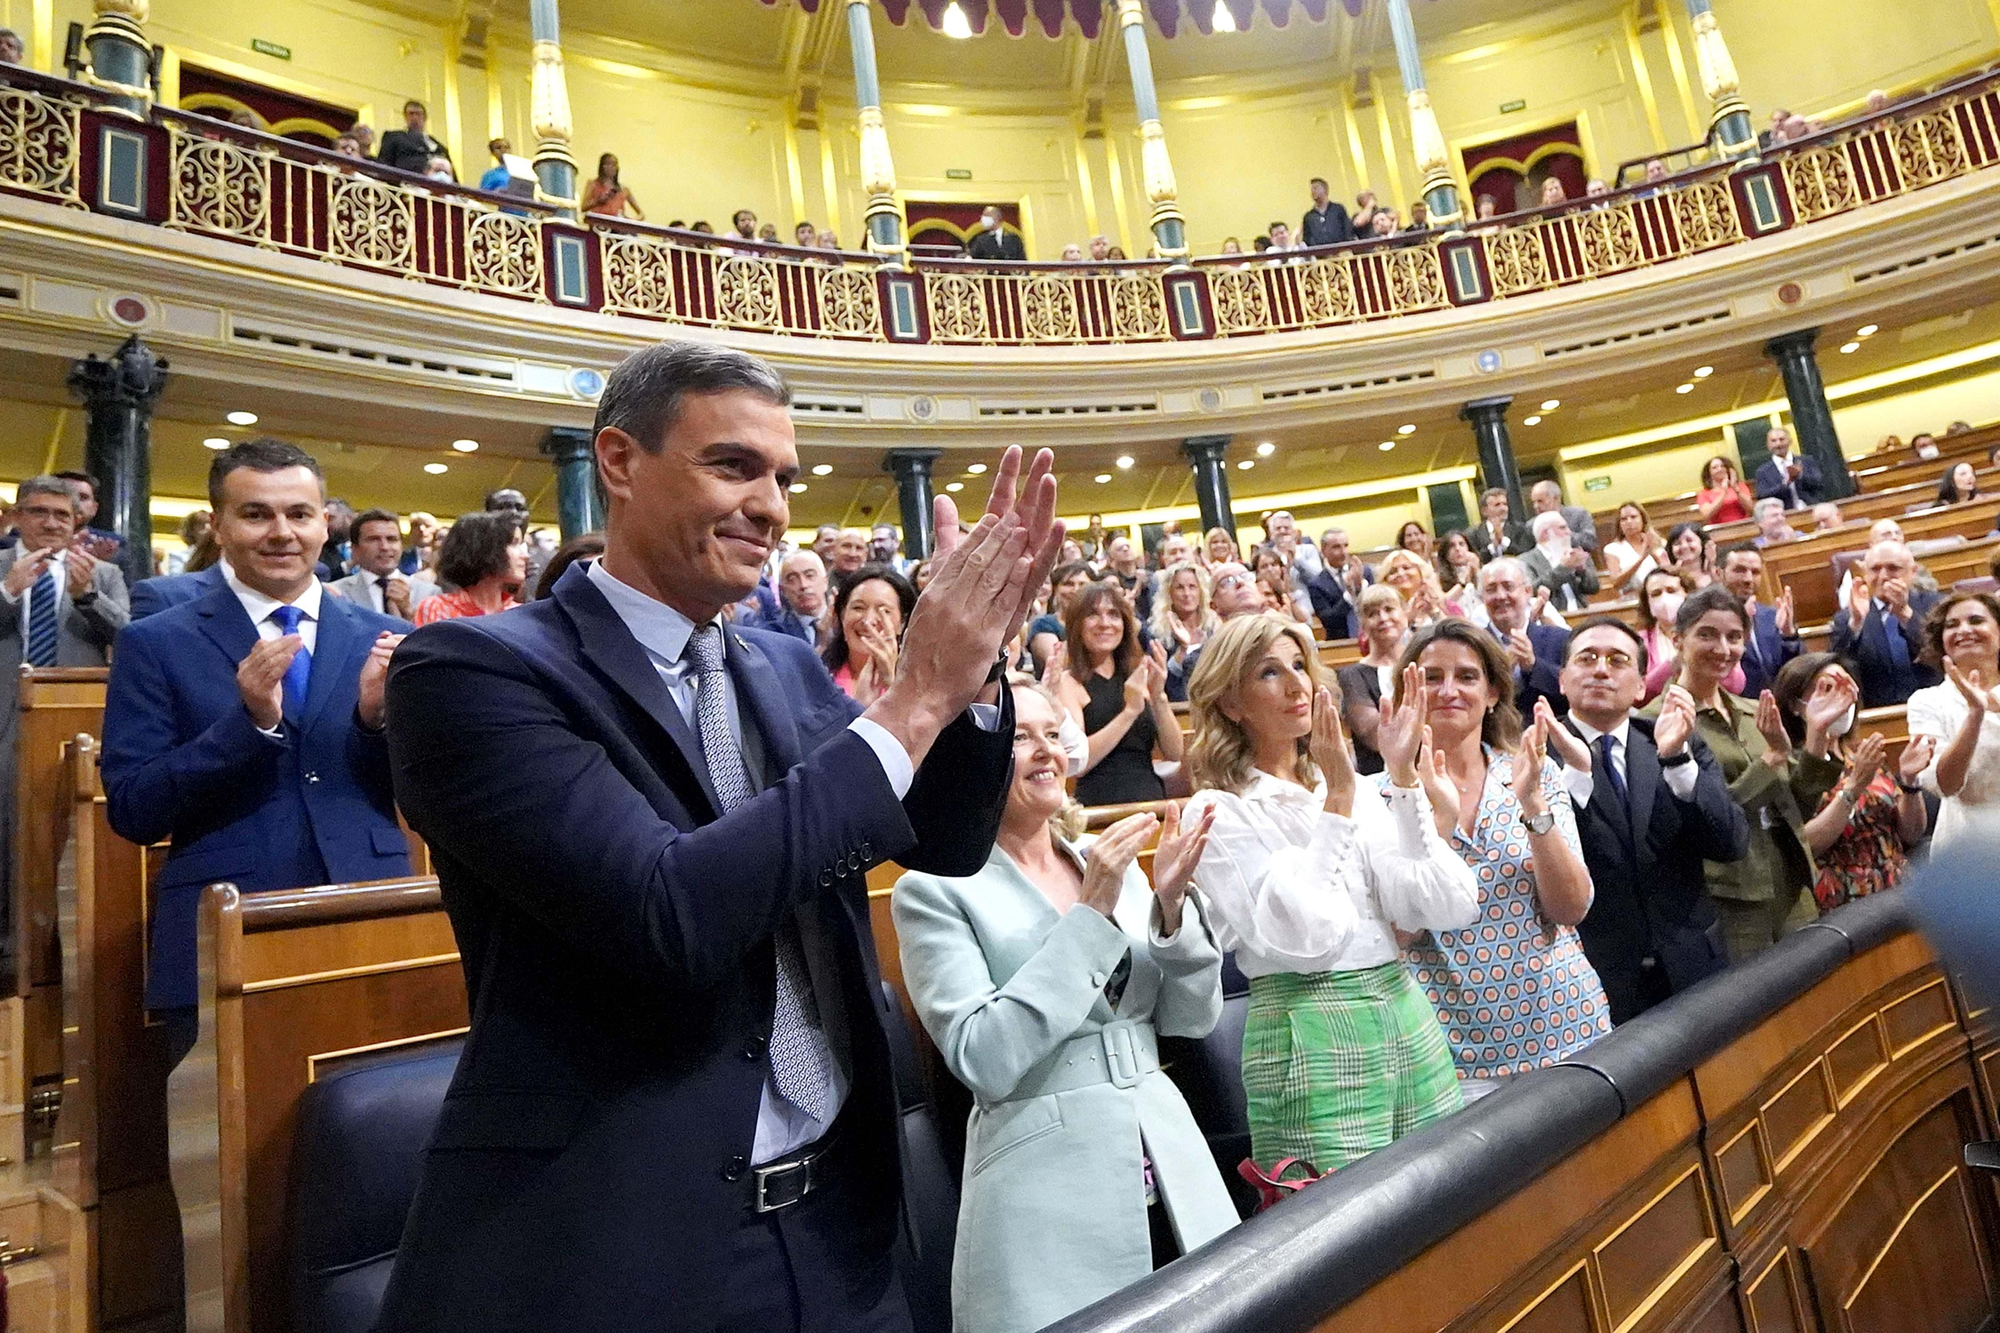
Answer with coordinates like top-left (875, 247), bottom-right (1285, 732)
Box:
top-left (1561, 717), bottom-right (1698, 808)
top-left (1908, 681), bottom-right (2000, 850)
top-left (1, 548), bottom-right (68, 649)
top-left (1184, 770), bottom-right (1479, 979)
top-left (588, 559), bottom-right (907, 1162)
top-left (231, 568), bottom-right (322, 653)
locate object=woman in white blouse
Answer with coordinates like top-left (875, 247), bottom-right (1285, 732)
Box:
top-left (1183, 614), bottom-right (1480, 1176)
top-left (1601, 501), bottom-right (1666, 595)
top-left (1908, 590), bottom-right (2000, 849)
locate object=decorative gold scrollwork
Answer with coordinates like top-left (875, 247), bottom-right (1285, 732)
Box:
top-left (327, 173), bottom-right (413, 269)
top-left (168, 130), bottom-right (268, 238)
top-left (926, 273), bottom-right (991, 342)
top-left (600, 235), bottom-right (676, 316)
top-left (1484, 227), bottom-right (1550, 296)
top-left (1382, 249), bottom-right (1447, 311)
top-left (1673, 179), bottom-right (1744, 249)
top-left (1297, 259), bottom-right (1358, 325)
top-left (716, 257), bottom-right (780, 328)
top-left (0, 89), bottom-right (81, 206)
top-left (1208, 268), bottom-right (1271, 334)
top-left (1108, 275), bottom-right (1167, 340)
top-left (1894, 111), bottom-right (1968, 187)
top-left (1021, 275), bottom-right (1080, 342)
top-left (817, 266), bottom-right (880, 337)
top-left (1577, 206), bottom-right (1645, 276)
top-left (465, 211), bottom-right (543, 295)
top-left (1781, 146), bottom-right (1858, 221)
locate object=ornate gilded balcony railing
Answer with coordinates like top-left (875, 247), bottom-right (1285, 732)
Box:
top-left (5, 62), bottom-right (2000, 345)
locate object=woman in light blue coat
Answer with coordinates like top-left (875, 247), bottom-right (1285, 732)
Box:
top-left (893, 684), bottom-right (1237, 1333)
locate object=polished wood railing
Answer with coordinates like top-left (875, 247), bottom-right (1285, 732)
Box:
top-left (7, 61), bottom-right (2000, 346)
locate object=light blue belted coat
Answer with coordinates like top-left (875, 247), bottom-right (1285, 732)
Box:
top-left (893, 841), bottom-right (1239, 1333)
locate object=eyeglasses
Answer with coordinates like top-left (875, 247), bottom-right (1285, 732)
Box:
top-left (1571, 649), bottom-right (1637, 671)
top-left (16, 505), bottom-right (73, 523)
top-left (1213, 573), bottom-right (1252, 592)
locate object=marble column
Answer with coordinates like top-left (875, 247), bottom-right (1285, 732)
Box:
top-left (540, 427), bottom-right (604, 541)
top-left (1460, 397), bottom-right (1524, 524)
top-left (1383, 0), bottom-right (1461, 226)
top-left (1684, 0), bottom-right (1756, 156)
top-left (67, 335), bottom-right (168, 591)
top-left (528, 0), bottom-right (579, 218)
top-left (83, 0), bottom-right (153, 115)
top-left (883, 449), bottom-right (941, 560)
top-left (1181, 436), bottom-right (1235, 543)
top-left (1116, 0), bottom-right (1188, 259)
top-left (1764, 330), bottom-right (1855, 500)
top-left (846, 1), bottom-right (906, 260)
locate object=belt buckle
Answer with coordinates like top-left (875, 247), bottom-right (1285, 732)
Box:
top-left (1102, 1024), bottom-right (1142, 1090)
top-left (753, 1153), bottom-right (816, 1213)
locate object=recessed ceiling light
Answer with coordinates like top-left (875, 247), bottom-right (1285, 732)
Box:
top-left (940, 0), bottom-right (974, 38)
top-left (1675, 383), bottom-right (1694, 394)
top-left (1116, 455), bottom-right (1135, 469)
top-left (1211, 0), bottom-right (1238, 31)
top-left (811, 463), bottom-right (833, 476)
top-left (1236, 460), bottom-right (1254, 470)
top-left (423, 462), bottom-right (448, 474)
top-left (1839, 341), bottom-right (1861, 354)
top-left (1378, 441), bottom-right (1395, 451)
top-left (1693, 365), bottom-right (1714, 378)
top-left (1540, 399), bottom-right (1561, 411)
top-left (1397, 424), bottom-right (1416, 435)
top-left (202, 436), bottom-right (229, 450)
top-left (1095, 473), bottom-right (1113, 483)
top-left (945, 481), bottom-right (964, 492)
top-left (1857, 324), bottom-right (1878, 337)
top-left (1255, 441), bottom-right (1276, 457)
top-left (966, 462), bottom-right (987, 474)
top-left (1523, 415), bottom-right (1543, 426)
top-left (788, 483), bottom-right (808, 493)
top-left (226, 410), bottom-right (258, 426)
top-left (451, 438), bottom-right (479, 453)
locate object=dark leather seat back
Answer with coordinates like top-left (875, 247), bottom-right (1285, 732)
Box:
top-left (1161, 953), bottom-right (1255, 1217)
top-left (286, 1041), bottom-right (462, 1333)
top-left (880, 985), bottom-right (959, 1333)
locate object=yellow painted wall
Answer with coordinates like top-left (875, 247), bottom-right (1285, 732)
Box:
top-left (877, 106), bottom-right (1094, 261)
top-left (1713, 0), bottom-right (1999, 121)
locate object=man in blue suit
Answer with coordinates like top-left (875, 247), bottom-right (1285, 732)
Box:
top-left (1481, 556), bottom-right (1570, 718)
top-left (101, 439), bottom-right (410, 1064)
top-left (1719, 545), bottom-right (1802, 699)
top-left (1554, 619), bottom-right (1747, 1023)
top-left (1831, 538), bottom-right (1942, 706)
top-left (129, 561), bottom-right (226, 619)
top-left (377, 342), bottom-right (1063, 1333)
top-left (1752, 425), bottom-right (1825, 511)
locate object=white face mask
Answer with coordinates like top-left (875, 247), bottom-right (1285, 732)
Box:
top-left (981, 214), bottom-right (999, 230)
top-left (1650, 591), bottom-right (1685, 626)
top-left (1827, 703), bottom-right (1857, 738)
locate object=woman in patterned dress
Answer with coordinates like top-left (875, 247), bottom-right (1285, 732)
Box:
top-left (1183, 614), bottom-right (1479, 1173)
top-left (1397, 618), bottom-right (1612, 1100)
top-left (1770, 653), bottom-right (1930, 908)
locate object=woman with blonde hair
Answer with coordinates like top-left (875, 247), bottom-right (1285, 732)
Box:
top-left (1377, 549), bottom-right (1459, 626)
top-left (1150, 559), bottom-right (1218, 703)
top-left (1183, 614), bottom-right (1478, 1175)
top-left (894, 683), bottom-right (1234, 1333)
top-left (1201, 526), bottom-right (1240, 570)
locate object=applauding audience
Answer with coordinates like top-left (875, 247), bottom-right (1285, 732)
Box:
top-left (821, 561), bottom-right (915, 705)
top-left (1184, 616), bottom-right (1477, 1170)
top-left (1834, 540), bottom-right (1941, 706)
top-left (411, 511), bottom-right (529, 626)
top-left (1056, 583), bottom-right (1182, 805)
top-left (893, 685), bottom-right (1233, 1333)
top-left (1717, 545), bottom-right (1801, 698)
top-left (1601, 502), bottom-right (1665, 594)
top-left (1339, 584), bottom-right (1412, 775)
top-left (1909, 590), bottom-right (2000, 848)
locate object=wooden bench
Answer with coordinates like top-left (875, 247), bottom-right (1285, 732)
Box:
top-left (54, 734), bottom-right (181, 1332)
top-left (1704, 464), bottom-right (2000, 548)
top-left (1759, 501), bottom-right (2000, 624)
top-left (171, 878), bottom-right (468, 1333)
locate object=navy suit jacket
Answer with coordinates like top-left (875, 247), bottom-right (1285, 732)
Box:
top-left (129, 564), bottom-right (227, 620)
top-left (1563, 718), bottom-right (1745, 1024)
top-left (374, 563), bottom-right (1012, 1332)
top-left (745, 601), bottom-right (818, 647)
top-left (1753, 454), bottom-right (1826, 509)
top-left (1737, 603), bottom-right (1803, 700)
top-left (1306, 567), bottom-right (1360, 640)
top-left (1831, 589), bottom-right (1942, 707)
top-left (101, 581), bottom-right (411, 1009)
top-left (1495, 621), bottom-right (1571, 719)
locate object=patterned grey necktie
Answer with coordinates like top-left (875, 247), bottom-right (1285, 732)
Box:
top-left (684, 623), bottom-right (836, 1122)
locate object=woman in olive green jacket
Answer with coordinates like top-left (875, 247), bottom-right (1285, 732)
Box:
top-left (1645, 584), bottom-right (1841, 961)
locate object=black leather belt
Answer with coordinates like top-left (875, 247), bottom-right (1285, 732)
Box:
top-left (749, 1125), bottom-right (842, 1214)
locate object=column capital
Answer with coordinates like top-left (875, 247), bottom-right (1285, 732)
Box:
top-left (1181, 434), bottom-right (1232, 465)
top-left (1458, 396), bottom-right (1513, 424)
top-left (540, 425), bottom-right (594, 464)
top-left (1763, 327), bottom-right (1822, 359)
top-left (67, 334), bottom-right (169, 410)
top-left (881, 448), bottom-right (943, 476)
top-left (1115, 0), bottom-right (1145, 27)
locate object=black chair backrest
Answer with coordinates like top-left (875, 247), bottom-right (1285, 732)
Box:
top-left (1160, 953), bottom-right (1255, 1217)
top-left (285, 1041), bottom-right (463, 1333)
top-left (879, 984), bottom-right (961, 1333)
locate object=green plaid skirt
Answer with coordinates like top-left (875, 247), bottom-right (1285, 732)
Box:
top-left (1243, 962), bottom-right (1463, 1174)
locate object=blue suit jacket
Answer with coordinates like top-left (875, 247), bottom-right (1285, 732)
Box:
top-left (129, 564), bottom-right (227, 620)
top-left (1737, 603), bottom-right (1803, 701)
top-left (1753, 454), bottom-right (1826, 509)
top-left (101, 582), bottom-right (411, 1008)
top-left (374, 563), bottom-right (1012, 1332)
top-left (1495, 621), bottom-right (1571, 719)
top-left (1831, 589), bottom-right (1943, 707)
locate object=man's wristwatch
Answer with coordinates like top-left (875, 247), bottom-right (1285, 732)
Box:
top-left (73, 590), bottom-right (96, 606)
top-left (1659, 749), bottom-right (1694, 767)
top-left (1523, 809), bottom-right (1557, 836)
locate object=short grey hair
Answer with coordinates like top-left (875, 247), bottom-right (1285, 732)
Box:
top-left (1480, 556), bottom-right (1529, 589)
top-left (781, 549), bottom-right (824, 577)
top-left (1754, 497), bottom-right (1785, 518)
top-left (1531, 479), bottom-right (1562, 500)
top-left (593, 340), bottom-right (792, 454)
top-left (1530, 511), bottom-right (1569, 541)
top-left (15, 475), bottom-right (79, 515)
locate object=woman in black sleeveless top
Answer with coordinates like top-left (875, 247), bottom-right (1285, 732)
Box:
top-left (1054, 582), bottom-right (1183, 806)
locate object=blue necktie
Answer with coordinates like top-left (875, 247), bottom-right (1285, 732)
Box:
top-left (269, 603), bottom-right (313, 720)
top-left (1599, 733), bottom-right (1628, 808)
top-left (1882, 606), bottom-right (1913, 688)
top-left (25, 566), bottom-right (57, 668)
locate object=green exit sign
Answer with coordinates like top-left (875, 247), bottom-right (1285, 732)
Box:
top-left (1500, 99), bottom-right (1526, 114)
top-left (1584, 475), bottom-right (1613, 492)
top-left (945, 168), bottom-right (973, 180)
top-left (251, 38), bottom-right (292, 60)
